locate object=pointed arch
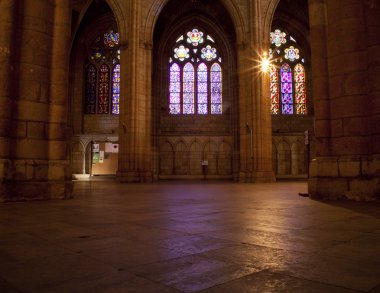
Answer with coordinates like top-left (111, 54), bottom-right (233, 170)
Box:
top-left (197, 63), bottom-right (208, 114)
top-left (183, 62), bottom-right (195, 114)
top-left (210, 63), bottom-right (222, 114)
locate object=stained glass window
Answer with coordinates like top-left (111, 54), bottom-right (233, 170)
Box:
top-left (210, 63), bottom-right (222, 114)
top-left (269, 65), bottom-right (280, 115)
top-left (112, 64), bottom-right (120, 115)
top-left (98, 64), bottom-right (110, 114)
top-left (280, 63), bottom-right (293, 115)
top-left (168, 28), bottom-right (222, 116)
top-left (169, 63), bottom-right (181, 114)
top-left (104, 30), bottom-right (119, 47)
top-left (294, 64), bottom-right (307, 114)
top-left (269, 28), bottom-right (307, 115)
top-left (84, 30), bottom-right (121, 115)
top-left (85, 64), bottom-right (97, 114)
top-left (197, 63), bottom-right (208, 114)
top-left (183, 63), bottom-right (195, 114)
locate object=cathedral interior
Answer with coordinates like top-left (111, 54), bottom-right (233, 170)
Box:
top-left (0, 0), bottom-right (379, 291)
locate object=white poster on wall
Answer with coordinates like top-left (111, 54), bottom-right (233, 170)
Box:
top-left (105, 142), bottom-right (119, 153)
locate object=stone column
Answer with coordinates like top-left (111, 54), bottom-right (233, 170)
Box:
top-left (0, 0), bottom-right (71, 201)
top-left (117, 0), bottom-right (152, 182)
top-left (237, 1), bottom-right (275, 182)
top-left (308, 0), bottom-right (380, 200)
top-left (0, 0), bottom-right (15, 185)
top-left (47, 0), bottom-right (73, 198)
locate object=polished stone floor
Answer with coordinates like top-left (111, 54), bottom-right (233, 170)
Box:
top-left (1, 181), bottom-right (380, 292)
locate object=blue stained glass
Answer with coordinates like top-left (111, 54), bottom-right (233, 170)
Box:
top-left (183, 83), bottom-right (194, 93)
top-left (183, 93), bottom-right (194, 104)
top-left (169, 83), bottom-right (180, 92)
top-left (198, 93), bottom-right (207, 104)
top-left (198, 83), bottom-right (207, 92)
top-left (183, 103), bottom-right (194, 114)
top-left (282, 104), bottom-right (293, 115)
top-left (112, 64), bottom-right (120, 114)
top-left (170, 92), bottom-right (180, 104)
top-left (198, 104), bottom-right (208, 114)
top-left (211, 104), bottom-right (222, 114)
top-left (169, 63), bottom-right (181, 114)
top-left (282, 93), bottom-right (293, 104)
top-left (170, 104), bottom-right (180, 114)
top-left (85, 64), bottom-right (97, 114)
top-left (281, 83), bottom-right (292, 94)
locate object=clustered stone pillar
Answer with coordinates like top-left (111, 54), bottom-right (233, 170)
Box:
top-left (237, 1), bottom-right (275, 183)
top-left (308, 0), bottom-right (380, 200)
top-left (0, 0), bottom-right (72, 201)
top-left (117, 0), bottom-right (153, 182)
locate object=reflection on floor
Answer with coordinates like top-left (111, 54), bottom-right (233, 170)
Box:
top-left (0, 181), bottom-right (380, 292)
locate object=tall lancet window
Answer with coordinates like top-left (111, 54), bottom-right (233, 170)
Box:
top-left (168, 28), bottom-right (223, 115)
top-left (269, 28), bottom-right (307, 115)
top-left (84, 29), bottom-right (121, 115)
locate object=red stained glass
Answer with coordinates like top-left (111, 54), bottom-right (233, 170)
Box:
top-left (98, 64), bottom-right (110, 114)
top-left (294, 64), bottom-right (307, 114)
top-left (85, 64), bottom-right (97, 114)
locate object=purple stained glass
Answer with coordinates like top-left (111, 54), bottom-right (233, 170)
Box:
top-left (210, 63), bottom-right (222, 114)
top-left (198, 93), bottom-right (207, 104)
top-left (104, 30), bottom-right (119, 48)
top-left (112, 64), bottom-right (120, 115)
top-left (183, 63), bottom-right (194, 114)
top-left (169, 104), bottom-right (180, 114)
top-left (197, 63), bottom-right (208, 114)
top-left (281, 82), bottom-right (292, 94)
top-left (198, 104), bottom-right (207, 114)
top-left (211, 104), bottom-right (222, 114)
top-left (169, 63), bottom-right (181, 114)
top-left (170, 92), bottom-right (180, 104)
top-left (280, 63), bottom-right (293, 115)
top-left (85, 64), bottom-right (97, 114)
top-left (98, 64), bottom-right (110, 114)
top-left (282, 104), bottom-right (293, 115)
top-left (183, 103), bottom-right (194, 114)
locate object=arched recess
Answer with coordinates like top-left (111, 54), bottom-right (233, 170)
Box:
top-left (291, 140), bottom-right (305, 175)
top-left (189, 141), bottom-right (202, 175)
top-left (218, 142), bottom-right (232, 176)
top-left (174, 141), bottom-right (189, 175)
top-left (277, 140), bottom-right (291, 175)
top-left (152, 0), bottom-right (238, 180)
top-left (143, 0), bottom-right (245, 45)
top-left (272, 143), bottom-right (278, 174)
top-left (159, 142), bottom-right (174, 175)
top-left (203, 141), bottom-right (218, 176)
top-left (68, 0), bottom-right (121, 177)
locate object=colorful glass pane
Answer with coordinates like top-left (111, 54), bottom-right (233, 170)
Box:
top-left (269, 65), bottom-right (280, 114)
top-left (201, 45), bottom-right (217, 61)
top-left (183, 63), bottom-right (194, 114)
top-left (187, 28), bottom-right (204, 46)
top-left (91, 47), bottom-right (105, 62)
top-left (98, 64), bottom-right (110, 114)
top-left (284, 46), bottom-right (300, 62)
top-left (280, 63), bottom-right (293, 115)
top-left (210, 63), bottom-right (222, 114)
top-left (169, 63), bottom-right (181, 114)
top-left (197, 63), bottom-right (208, 114)
top-left (174, 45), bottom-right (189, 61)
top-left (294, 63), bottom-right (307, 114)
top-left (104, 30), bottom-right (119, 47)
top-left (85, 64), bottom-right (97, 114)
top-left (112, 64), bottom-right (120, 115)
top-left (270, 29), bottom-right (286, 47)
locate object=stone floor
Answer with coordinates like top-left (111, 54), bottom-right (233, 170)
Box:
top-left (1, 181), bottom-right (380, 293)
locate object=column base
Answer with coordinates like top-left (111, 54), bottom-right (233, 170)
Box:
top-left (308, 155), bottom-right (380, 201)
top-left (117, 170), bottom-right (153, 183)
top-left (238, 170), bottom-right (276, 183)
